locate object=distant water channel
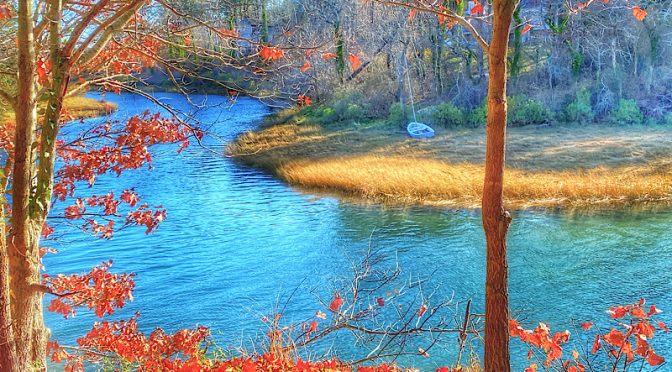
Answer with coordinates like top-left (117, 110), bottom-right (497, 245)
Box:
top-left (45, 93), bottom-right (672, 370)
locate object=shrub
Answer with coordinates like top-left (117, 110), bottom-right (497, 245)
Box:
top-left (431, 102), bottom-right (468, 128)
top-left (306, 105), bottom-right (337, 124)
top-left (564, 87), bottom-right (595, 124)
top-left (465, 96), bottom-right (549, 128)
top-left (328, 92), bottom-right (370, 123)
top-left (507, 95), bottom-right (550, 127)
top-left (467, 102), bottom-right (487, 127)
top-left (664, 113), bottom-right (672, 126)
top-left (343, 103), bottom-right (365, 121)
top-left (302, 92), bottom-right (371, 125)
top-left (387, 102), bottom-right (408, 126)
top-left (607, 99), bottom-right (644, 125)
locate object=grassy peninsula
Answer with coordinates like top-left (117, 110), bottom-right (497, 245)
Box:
top-left (2, 96), bottom-right (117, 123)
top-left (228, 107), bottom-right (672, 209)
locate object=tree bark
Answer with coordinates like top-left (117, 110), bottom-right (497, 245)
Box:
top-left (36, 0), bottom-right (67, 218)
top-left (482, 1), bottom-right (517, 371)
top-left (10, 0), bottom-right (47, 370)
top-left (0, 212), bottom-right (17, 372)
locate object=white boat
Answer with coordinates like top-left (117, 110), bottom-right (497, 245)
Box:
top-left (406, 122), bottom-right (435, 138)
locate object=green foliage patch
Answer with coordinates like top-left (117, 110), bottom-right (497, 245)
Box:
top-left (564, 87), bottom-right (595, 125)
top-left (608, 99), bottom-right (644, 126)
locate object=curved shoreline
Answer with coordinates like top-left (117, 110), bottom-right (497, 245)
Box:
top-left (227, 118), bottom-right (672, 210)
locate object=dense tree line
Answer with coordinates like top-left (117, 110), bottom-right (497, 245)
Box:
top-left (178, 0), bottom-right (671, 122)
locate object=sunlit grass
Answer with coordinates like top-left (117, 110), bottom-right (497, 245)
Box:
top-left (61, 96), bottom-right (117, 118)
top-left (281, 156), bottom-right (672, 208)
top-left (228, 118), bottom-right (672, 209)
top-left (2, 96), bottom-right (116, 123)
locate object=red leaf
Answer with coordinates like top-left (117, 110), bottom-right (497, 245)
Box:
top-left (648, 304), bottom-right (662, 316)
top-left (635, 337), bottom-right (651, 357)
top-left (633, 321), bottom-right (655, 339)
top-left (522, 24), bottom-right (533, 34)
top-left (0, 4), bottom-right (11, 21)
top-left (329, 294), bottom-right (343, 312)
top-left (438, 5), bottom-right (446, 25)
top-left (408, 9), bottom-right (417, 21)
top-left (591, 334), bottom-right (601, 353)
top-left (36, 57), bottom-right (51, 86)
top-left (322, 52), bottom-right (337, 60)
top-left (621, 341), bottom-right (635, 362)
top-left (471, 1), bottom-right (484, 15)
top-left (630, 306), bottom-right (647, 319)
top-left (42, 223), bottom-right (55, 239)
top-left (259, 46), bottom-right (284, 61)
top-left (297, 95), bottom-right (312, 106)
top-left (657, 321), bottom-right (669, 332)
top-left (604, 329), bottom-right (625, 348)
top-left (632, 6), bottom-right (647, 22)
top-left (300, 62), bottom-right (311, 73)
top-left (417, 304), bottom-right (428, 317)
top-left (608, 305), bottom-right (628, 319)
top-left (524, 364), bottom-right (538, 372)
top-left (581, 322), bottom-right (593, 331)
top-left (348, 53), bottom-right (362, 71)
top-left (376, 297), bottom-right (385, 307)
top-left (648, 352), bottom-right (665, 366)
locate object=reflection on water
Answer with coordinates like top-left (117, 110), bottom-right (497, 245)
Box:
top-left (45, 93), bottom-right (672, 370)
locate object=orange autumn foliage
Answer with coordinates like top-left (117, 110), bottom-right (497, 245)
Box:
top-left (348, 53), bottom-right (362, 71)
top-left (259, 46), bottom-right (285, 60)
top-left (512, 299), bottom-right (667, 371)
top-left (632, 6), bottom-right (648, 21)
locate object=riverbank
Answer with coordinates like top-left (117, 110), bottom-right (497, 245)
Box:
top-left (227, 113), bottom-right (672, 209)
top-left (60, 96), bottom-right (118, 118)
top-left (2, 96), bottom-right (117, 123)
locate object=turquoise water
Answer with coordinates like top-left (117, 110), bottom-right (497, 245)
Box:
top-left (44, 93), bottom-right (672, 370)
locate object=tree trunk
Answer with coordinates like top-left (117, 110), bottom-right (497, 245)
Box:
top-left (0, 212), bottom-right (17, 371)
top-left (36, 0), bottom-right (67, 218)
top-left (260, 0), bottom-right (269, 43)
top-left (10, 0), bottom-right (47, 370)
top-left (483, 1), bottom-right (517, 371)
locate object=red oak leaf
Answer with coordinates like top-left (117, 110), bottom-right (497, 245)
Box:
top-left (329, 294), bottom-right (344, 312)
top-left (632, 6), bottom-right (647, 22)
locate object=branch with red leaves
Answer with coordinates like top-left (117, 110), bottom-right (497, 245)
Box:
top-left (43, 261), bottom-right (135, 319)
top-left (511, 298), bottom-right (667, 372)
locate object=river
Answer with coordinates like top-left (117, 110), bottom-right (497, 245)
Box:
top-left (44, 92), bottom-right (672, 370)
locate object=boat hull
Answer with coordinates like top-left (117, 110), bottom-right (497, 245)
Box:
top-left (406, 122), bottom-right (435, 138)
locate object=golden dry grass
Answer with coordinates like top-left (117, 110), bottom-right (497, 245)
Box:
top-left (228, 119), bottom-right (672, 209)
top-left (281, 157), bottom-right (672, 208)
top-left (61, 96), bottom-right (117, 118)
top-left (2, 96), bottom-right (116, 124)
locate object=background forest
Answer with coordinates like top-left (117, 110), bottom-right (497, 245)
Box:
top-left (111, 0), bottom-right (672, 128)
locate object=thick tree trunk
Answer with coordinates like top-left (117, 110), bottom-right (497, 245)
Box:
top-left (0, 214), bottom-right (17, 371)
top-left (482, 1), bottom-right (517, 371)
top-left (10, 0), bottom-right (47, 370)
top-left (36, 0), bottom-right (67, 217)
